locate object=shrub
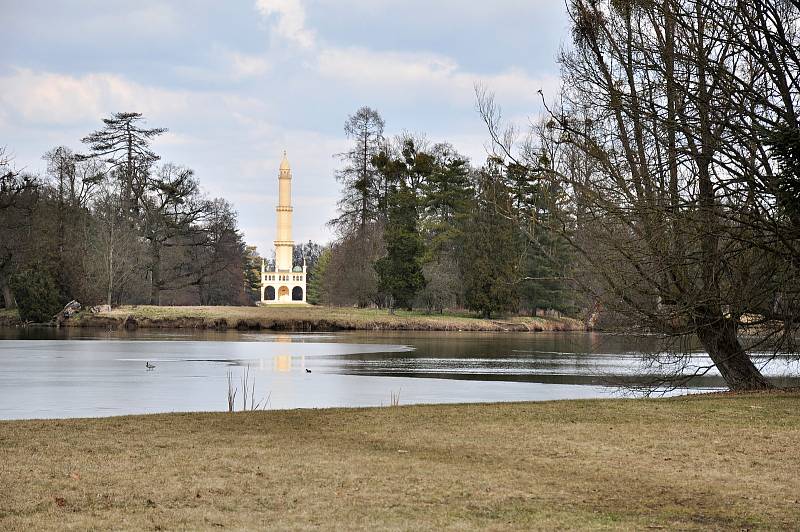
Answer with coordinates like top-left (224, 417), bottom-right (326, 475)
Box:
top-left (9, 267), bottom-right (62, 323)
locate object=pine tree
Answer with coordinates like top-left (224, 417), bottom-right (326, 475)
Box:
top-left (421, 144), bottom-right (473, 256)
top-left (517, 174), bottom-right (574, 315)
top-left (766, 122), bottom-right (800, 227)
top-left (80, 112), bottom-right (166, 213)
top-left (331, 107), bottom-right (385, 235)
top-left (460, 173), bottom-right (522, 318)
top-left (307, 247), bottom-right (331, 305)
top-left (242, 246), bottom-right (262, 303)
top-left (374, 184), bottom-right (426, 311)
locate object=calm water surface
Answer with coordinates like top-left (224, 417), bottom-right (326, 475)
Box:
top-left (0, 328), bottom-right (797, 419)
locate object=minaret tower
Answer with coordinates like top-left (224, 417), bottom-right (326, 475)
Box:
top-left (259, 151), bottom-right (307, 304)
top-left (274, 151), bottom-right (294, 272)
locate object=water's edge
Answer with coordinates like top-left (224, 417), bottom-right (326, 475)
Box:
top-left (3, 305), bottom-right (586, 332)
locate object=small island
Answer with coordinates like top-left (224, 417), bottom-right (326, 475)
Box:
top-left (63, 304), bottom-right (585, 332)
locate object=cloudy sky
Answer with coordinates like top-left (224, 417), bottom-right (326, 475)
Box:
top-left (1, 0), bottom-right (569, 255)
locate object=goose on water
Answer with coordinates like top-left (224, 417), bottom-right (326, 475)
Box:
top-left (145, 361), bottom-right (156, 370)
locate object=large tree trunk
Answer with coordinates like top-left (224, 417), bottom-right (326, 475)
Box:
top-left (695, 315), bottom-right (772, 391)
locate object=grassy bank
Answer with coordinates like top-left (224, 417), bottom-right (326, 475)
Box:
top-left (1, 394), bottom-right (798, 530)
top-left (68, 304), bottom-right (584, 332)
top-left (0, 308), bottom-right (20, 327)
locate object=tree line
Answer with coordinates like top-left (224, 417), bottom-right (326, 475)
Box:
top-left (312, 107), bottom-right (575, 318)
top-left (0, 113), bottom-right (253, 321)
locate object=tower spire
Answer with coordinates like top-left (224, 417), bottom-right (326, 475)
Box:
top-left (275, 150), bottom-right (294, 272)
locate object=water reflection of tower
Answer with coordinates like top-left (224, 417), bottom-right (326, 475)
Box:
top-left (274, 354), bottom-right (292, 372)
top-left (272, 335), bottom-right (306, 372)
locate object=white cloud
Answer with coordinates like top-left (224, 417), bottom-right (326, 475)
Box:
top-left (253, 0), bottom-right (559, 108)
top-left (228, 50), bottom-right (272, 79)
top-left (0, 68), bottom-right (277, 134)
top-left (174, 48), bottom-right (272, 83)
top-left (0, 68), bottom-right (192, 126)
top-left (317, 47), bottom-right (558, 105)
top-left (255, 0), bottom-right (316, 49)
top-left (317, 47), bottom-right (457, 87)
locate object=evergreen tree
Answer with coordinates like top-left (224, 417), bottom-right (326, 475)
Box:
top-left (242, 246), bottom-right (262, 304)
top-left (514, 164), bottom-right (575, 315)
top-left (460, 173), bottom-right (522, 318)
top-left (328, 108), bottom-right (387, 307)
top-left (331, 107), bottom-right (385, 235)
top-left (375, 184), bottom-right (426, 311)
top-left (766, 122), bottom-right (800, 228)
top-left (307, 247), bottom-right (331, 305)
top-left (80, 112), bottom-right (166, 213)
top-left (9, 266), bottom-right (62, 322)
top-left (521, 231), bottom-right (574, 314)
top-left (421, 144), bottom-right (473, 256)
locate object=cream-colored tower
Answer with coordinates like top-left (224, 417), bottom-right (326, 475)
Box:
top-left (274, 152), bottom-right (294, 272)
top-left (259, 152), bottom-right (307, 304)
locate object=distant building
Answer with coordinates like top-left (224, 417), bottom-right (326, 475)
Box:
top-left (260, 152), bottom-right (306, 304)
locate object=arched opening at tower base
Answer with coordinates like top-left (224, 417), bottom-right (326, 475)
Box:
top-left (278, 286), bottom-right (290, 302)
top-left (292, 287), bottom-right (303, 301)
top-left (265, 286), bottom-right (275, 301)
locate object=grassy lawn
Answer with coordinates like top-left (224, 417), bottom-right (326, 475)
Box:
top-left (1, 393), bottom-right (798, 530)
top-left (72, 304), bottom-right (583, 332)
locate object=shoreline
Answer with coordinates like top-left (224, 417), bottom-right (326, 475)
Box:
top-left (3, 305), bottom-right (587, 332)
top-left (4, 389), bottom-right (795, 423)
top-left (2, 392), bottom-right (798, 530)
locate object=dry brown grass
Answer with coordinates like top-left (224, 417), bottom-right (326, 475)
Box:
top-left (1, 393), bottom-right (799, 530)
top-left (0, 308), bottom-right (20, 326)
top-left (69, 304), bottom-right (584, 332)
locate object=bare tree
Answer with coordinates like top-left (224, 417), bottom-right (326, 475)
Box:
top-left (90, 179), bottom-right (146, 306)
top-left (0, 148), bottom-right (40, 308)
top-left (141, 164), bottom-right (210, 304)
top-left (479, 0), bottom-right (799, 391)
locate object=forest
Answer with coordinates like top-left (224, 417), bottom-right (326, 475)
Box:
top-left (0, 113), bottom-right (256, 320)
top-left (0, 110), bottom-right (575, 323)
top-left (311, 106), bottom-right (574, 320)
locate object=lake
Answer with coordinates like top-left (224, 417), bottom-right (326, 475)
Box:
top-left (0, 328), bottom-right (797, 419)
